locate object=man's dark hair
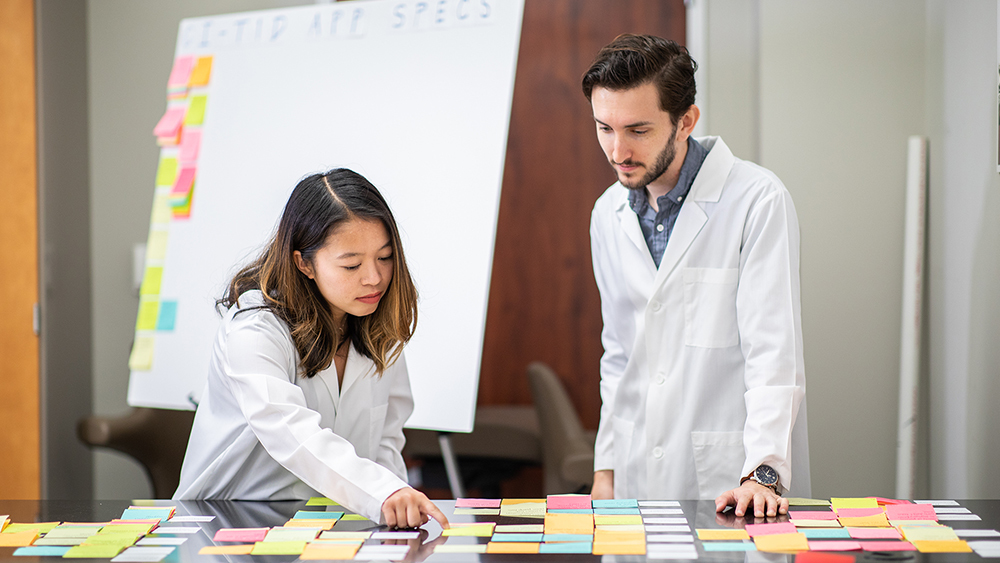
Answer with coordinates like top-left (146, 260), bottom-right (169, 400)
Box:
top-left (582, 34), bottom-right (697, 125)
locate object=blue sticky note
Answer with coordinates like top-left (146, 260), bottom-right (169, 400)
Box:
top-left (14, 546), bottom-right (73, 556)
top-left (540, 542), bottom-right (593, 554)
top-left (490, 533), bottom-right (543, 542)
top-left (592, 499), bottom-right (639, 508)
top-left (543, 534), bottom-right (593, 542)
top-left (547, 509), bottom-right (593, 514)
top-left (802, 528), bottom-right (852, 539)
top-left (702, 541), bottom-right (757, 552)
top-left (156, 301), bottom-right (178, 331)
top-left (121, 508), bottom-right (173, 522)
top-left (594, 508), bottom-right (640, 515)
top-left (293, 511), bottom-right (344, 520)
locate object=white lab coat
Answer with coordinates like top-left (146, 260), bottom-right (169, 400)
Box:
top-left (173, 290), bottom-right (412, 522)
top-left (591, 137), bottom-right (810, 500)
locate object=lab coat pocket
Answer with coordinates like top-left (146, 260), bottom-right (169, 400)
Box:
top-left (683, 268), bottom-right (739, 348)
top-left (611, 415), bottom-right (634, 496)
top-left (368, 403), bottom-right (389, 460)
top-left (691, 430), bottom-right (744, 499)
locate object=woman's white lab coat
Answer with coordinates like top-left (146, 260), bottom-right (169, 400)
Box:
top-left (173, 290), bottom-right (412, 522)
top-left (590, 137), bottom-right (811, 500)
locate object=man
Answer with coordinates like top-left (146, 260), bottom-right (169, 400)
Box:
top-left (583, 34), bottom-right (810, 517)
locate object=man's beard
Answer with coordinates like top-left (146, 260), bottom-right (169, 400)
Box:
top-left (615, 122), bottom-right (679, 191)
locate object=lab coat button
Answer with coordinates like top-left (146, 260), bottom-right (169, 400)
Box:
top-left (650, 301), bottom-right (661, 312)
top-left (652, 447), bottom-right (664, 459)
top-left (656, 375), bottom-right (665, 385)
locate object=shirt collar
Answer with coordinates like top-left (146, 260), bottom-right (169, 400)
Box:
top-left (628, 136), bottom-right (708, 214)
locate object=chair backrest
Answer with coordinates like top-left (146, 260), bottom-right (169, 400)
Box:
top-left (526, 361), bottom-right (592, 494)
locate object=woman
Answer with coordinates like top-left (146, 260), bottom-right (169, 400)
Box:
top-left (173, 169), bottom-right (447, 529)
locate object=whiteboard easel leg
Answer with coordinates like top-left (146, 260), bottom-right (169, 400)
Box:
top-left (437, 432), bottom-right (465, 499)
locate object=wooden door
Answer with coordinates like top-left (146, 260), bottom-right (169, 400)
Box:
top-left (480, 0), bottom-right (686, 429)
top-left (0, 0), bottom-right (41, 499)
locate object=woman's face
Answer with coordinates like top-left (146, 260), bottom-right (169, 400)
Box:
top-left (294, 217), bottom-right (394, 323)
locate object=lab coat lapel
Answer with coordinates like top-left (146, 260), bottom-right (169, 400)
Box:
top-left (652, 137), bottom-right (734, 289)
top-left (615, 191), bottom-right (657, 272)
top-left (339, 345), bottom-right (372, 399)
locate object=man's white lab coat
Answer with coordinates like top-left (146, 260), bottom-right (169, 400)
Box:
top-left (590, 136), bottom-right (811, 500)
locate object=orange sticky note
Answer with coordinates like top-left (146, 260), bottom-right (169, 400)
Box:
top-left (754, 532), bottom-right (810, 553)
top-left (838, 514), bottom-right (890, 528)
top-left (912, 540), bottom-right (972, 553)
top-left (188, 56), bottom-right (213, 87)
top-left (486, 542), bottom-right (539, 554)
top-left (500, 498), bottom-right (545, 505)
top-left (283, 519), bottom-right (337, 530)
top-left (0, 530), bottom-right (39, 546)
top-left (697, 528), bottom-right (751, 540)
top-left (593, 541), bottom-right (646, 555)
top-left (544, 513), bottom-right (594, 534)
top-left (199, 545), bottom-right (254, 555)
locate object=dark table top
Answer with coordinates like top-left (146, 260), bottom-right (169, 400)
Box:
top-left (0, 498), bottom-right (998, 562)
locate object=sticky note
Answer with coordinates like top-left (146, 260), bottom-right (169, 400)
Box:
top-left (539, 542), bottom-right (592, 554)
top-left (597, 508), bottom-right (641, 515)
top-left (212, 527), bottom-right (269, 542)
top-left (263, 527), bottom-right (320, 542)
top-left (835, 508), bottom-right (883, 518)
top-left (547, 495), bottom-right (591, 510)
top-left (65, 544), bottom-right (127, 558)
top-left (490, 533), bottom-right (542, 542)
top-left (697, 529), bottom-right (750, 541)
top-left (543, 533), bottom-right (593, 542)
top-left (167, 56), bottom-right (194, 89)
top-left (155, 301), bottom-right (177, 331)
top-left (593, 530), bottom-right (645, 543)
top-left (753, 532), bottom-right (809, 552)
top-left (250, 541), bottom-right (307, 555)
top-left (178, 129), bottom-right (201, 163)
top-left (790, 511), bottom-right (838, 520)
top-left (283, 519), bottom-right (336, 529)
top-left (883, 504), bottom-right (934, 521)
top-left (293, 510), bottom-right (343, 520)
top-left (858, 541), bottom-right (916, 551)
top-left (793, 520), bottom-right (843, 528)
top-left (796, 552), bottom-right (858, 563)
top-left (318, 531), bottom-right (370, 540)
top-left (171, 184), bottom-right (194, 218)
top-left (13, 546), bottom-right (72, 556)
top-left (848, 527), bottom-right (901, 539)
top-left (746, 522), bottom-right (798, 536)
top-left (831, 498), bottom-right (879, 510)
top-left (873, 497), bottom-right (911, 505)
top-left (702, 541), bottom-right (757, 551)
top-left (441, 524), bottom-right (494, 537)
top-left (837, 514), bottom-right (889, 528)
top-left (300, 542), bottom-right (359, 559)
top-left (184, 96), bottom-right (208, 126)
top-left (494, 524), bottom-right (542, 533)
top-left (639, 501), bottom-right (681, 507)
top-left (594, 514), bottom-right (642, 526)
top-left (600, 524), bottom-right (646, 532)
top-left (370, 531), bottom-right (419, 540)
top-left (111, 546), bottom-right (176, 562)
top-left (0, 530), bottom-right (39, 546)
top-left (44, 526), bottom-right (100, 537)
top-left (499, 503), bottom-right (546, 517)
top-left (787, 498), bottom-right (832, 506)
top-left (33, 537), bottom-right (85, 546)
top-left (199, 545), bottom-right (254, 555)
top-left (139, 267), bottom-right (163, 296)
top-left (3, 522), bottom-right (59, 534)
top-left (188, 57), bottom-right (213, 87)
top-left (486, 542), bottom-right (539, 554)
top-left (433, 544), bottom-right (487, 554)
top-left (136, 299), bottom-right (159, 331)
top-left (340, 514), bottom-right (370, 521)
top-left (547, 509), bottom-right (593, 514)
top-left (544, 513), bottom-right (594, 534)
top-left (808, 541), bottom-right (862, 551)
top-left (803, 528), bottom-right (852, 539)
top-left (912, 540), bottom-right (972, 553)
top-left (453, 508), bottom-right (499, 515)
top-left (592, 541), bottom-right (646, 555)
top-left (592, 499), bottom-right (639, 508)
top-left (145, 230), bottom-right (168, 262)
top-left (455, 498), bottom-right (500, 508)
top-left (900, 525), bottom-right (959, 541)
top-left (305, 497), bottom-right (339, 506)
top-left (152, 107), bottom-right (186, 139)
top-left (155, 158), bottom-right (178, 187)
top-left (170, 166), bottom-right (195, 202)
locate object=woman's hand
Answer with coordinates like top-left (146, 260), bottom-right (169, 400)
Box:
top-left (381, 487), bottom-right (449, 529)
top-left (591, 470), bottom-right (614, 500)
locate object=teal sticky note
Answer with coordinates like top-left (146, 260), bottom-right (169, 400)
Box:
top-left (702, 542), bottom-right (757, 552)
top-left (120, 508), bottom-right (172, 522)
top-left (14, 546), bottom-right (73, 556)
top-left (294, 510), bottom-right (345, 520)
top-left (490, 533), bottom-right (543, 542)
top-left (540, 542), bottom-right (592, 554)
top-left (592, 499), bottom-right (639, 508)
top-left (547, 509), bottom-right (593, 514)
top-left (803, 528), bottom-right (852, 539)
top-left (156, 301), bottom-right (178, 331)
top-left (543, 534), bottom-right (593, 542)
top-left (594, 508), bottom-right (640, 515)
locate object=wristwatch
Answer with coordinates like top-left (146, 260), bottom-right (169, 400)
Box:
top-left (740, 465), bottom-right (780, 493)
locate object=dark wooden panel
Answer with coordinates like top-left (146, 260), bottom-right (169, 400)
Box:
top-left (479, 0), bottom-right (686, 429)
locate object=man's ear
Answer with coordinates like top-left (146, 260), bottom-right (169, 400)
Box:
top-left (679, 104), bottom-right (701, 139)
top-left (293, 250), bottom-right (315, 279)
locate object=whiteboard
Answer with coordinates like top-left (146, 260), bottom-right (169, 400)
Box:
top-left (126, 0), bottom-right (524, 433)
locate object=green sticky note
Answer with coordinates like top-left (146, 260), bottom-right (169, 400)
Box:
top-left (156, 301), bottom-right (177, 331)
top-left (44, 526), bottom-right (100, 537)
top-left (136, 299), bottom-right (159, 331)
top-left (786, 498), bottom-right (832, 506)
top-left (263, 528), bottom-right (320, 542)
top-left (128, 337), bottom-right (155, 371)
top-left (250, 541), bottom-right (307, 555)
top-left (339, 514), bottom-right (371, 522)
top-left (184, 96), bottom-right (207, 125)
top-left (306, 497), bottom-right (340, 506)
top-left (140, 267), bottom-right (163, 296)
top-left (2, 523), bottom-right (60, 534)
top-left (155, 158), bottom-right (178, 187)
top-left (64, 544), bottom-right (126, 558)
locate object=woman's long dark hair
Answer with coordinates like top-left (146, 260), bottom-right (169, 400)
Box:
top-left (220, 169), bottom-right (417, 378)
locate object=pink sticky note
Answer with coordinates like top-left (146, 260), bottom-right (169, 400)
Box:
top-left (171, 166), bottom-right (196, 198)
top-left (213, 528), bottom-right (269, 542)
top-left (547, 495), bottom-right (592, 510)
top-left (795, 552), bottom-right (856, 563)
top-left (808, 541), bottom-right (862, 551)
top-left (153, 107), bottom-right (186, 138)
top-left (885, 504), bottom-right (937, 522)
top-left (848, 528), bottom-right (902, 540)
top-left (872, 497), bottom-right (911, 506)
top-left (178, 129), bottom-right (202, 163)
top-left (167, 56), bottom-right (195, 89)
top-left (836, 508), bottom-right (884, 518)
top-left (455, 498), bottom-right (501, 508)
top-left (790, 511), bottom-right (838, 521)
top-left (859, 541), bottom-right (916, 551)
top-left (745, 522), bottom-right (798, 537)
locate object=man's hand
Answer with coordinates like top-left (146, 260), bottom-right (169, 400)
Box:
top-left (591, 470), bottom-right (614, 499)
top-left (381, 487), bottom-right (450, 529)
top-left (715, 481), bottom-right (787, 517)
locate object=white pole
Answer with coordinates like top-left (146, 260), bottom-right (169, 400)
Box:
top-left (896, 136), bottom-right (928, 499)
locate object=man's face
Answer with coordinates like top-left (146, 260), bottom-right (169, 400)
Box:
top-left (591, 82), bottom-right (681, 191)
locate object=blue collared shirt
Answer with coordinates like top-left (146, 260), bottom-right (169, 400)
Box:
top-left (627, 137), bottom-right (708, 267)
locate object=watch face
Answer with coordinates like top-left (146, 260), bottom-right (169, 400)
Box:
top-left (755, 465), bottom-right (778, 486)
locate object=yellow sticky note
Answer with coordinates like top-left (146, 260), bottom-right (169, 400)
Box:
top-left (0, 530), bottom-right (39, 546)
top-left (594, 514), bottom-right (642, 526)
top-left (593, 540), bottom-right (646, 555)
top-left (63, 544), bottom-right (125, 558)
top-left (544, 513), bottom-right (594, 534)
top-left (151, 192), bottom-right (172, 225)
top-left (2, 522), bottom-right (59, 534)
top-left (306, 497), bottom-right (340, 506)
top-left (146, 230), bottom-right (168, 261)
top-left (596, 524), bottom-right (644, 532)
top-left (199, 545), bottom-right (254, 555)
top-left (155, 157), bottom-right (178, 187)
top-left (697, 529), bottom-right (751, 541)
top-left (900, 525), bottom-right (959, 542)
top-left (442, 524), bottom-right (495, 537)
top-left (283, 519), bottom-right (337, 530)
top-left (786, 498), bottom-right (832, 506)
top-left (172, 184), bottom-right (194, 219)
top-left (128, 336), bottom-right (155, 371)
top-left (912, 540), bottom-right (972, 553)
top-left (594, 530), bottom-right (645, 543)
top-left (486, 542), bottom-right (539, 554)
top-left (300, 542), bottom-right (358, 559)
top-left (250, 541), bottom-right (308, 555)
top-left (139, 267), bottom-right (163, 296)
top-left (434, 544), bottom-right (488, 554)
top-left (136, 299), bottom-right (159, 331)
top-left (188, 57), bottom-right (213, 87)
top-left (754, 532), bottom-right (810, 553)
top-left (0, 518), bottom-right (8, 532)
top-left (184, 96), bottom-right (207, 126)
top-left (838, 514), bottom-right (889, 528)
top-left (830, 498), bottom-right (878, 510)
